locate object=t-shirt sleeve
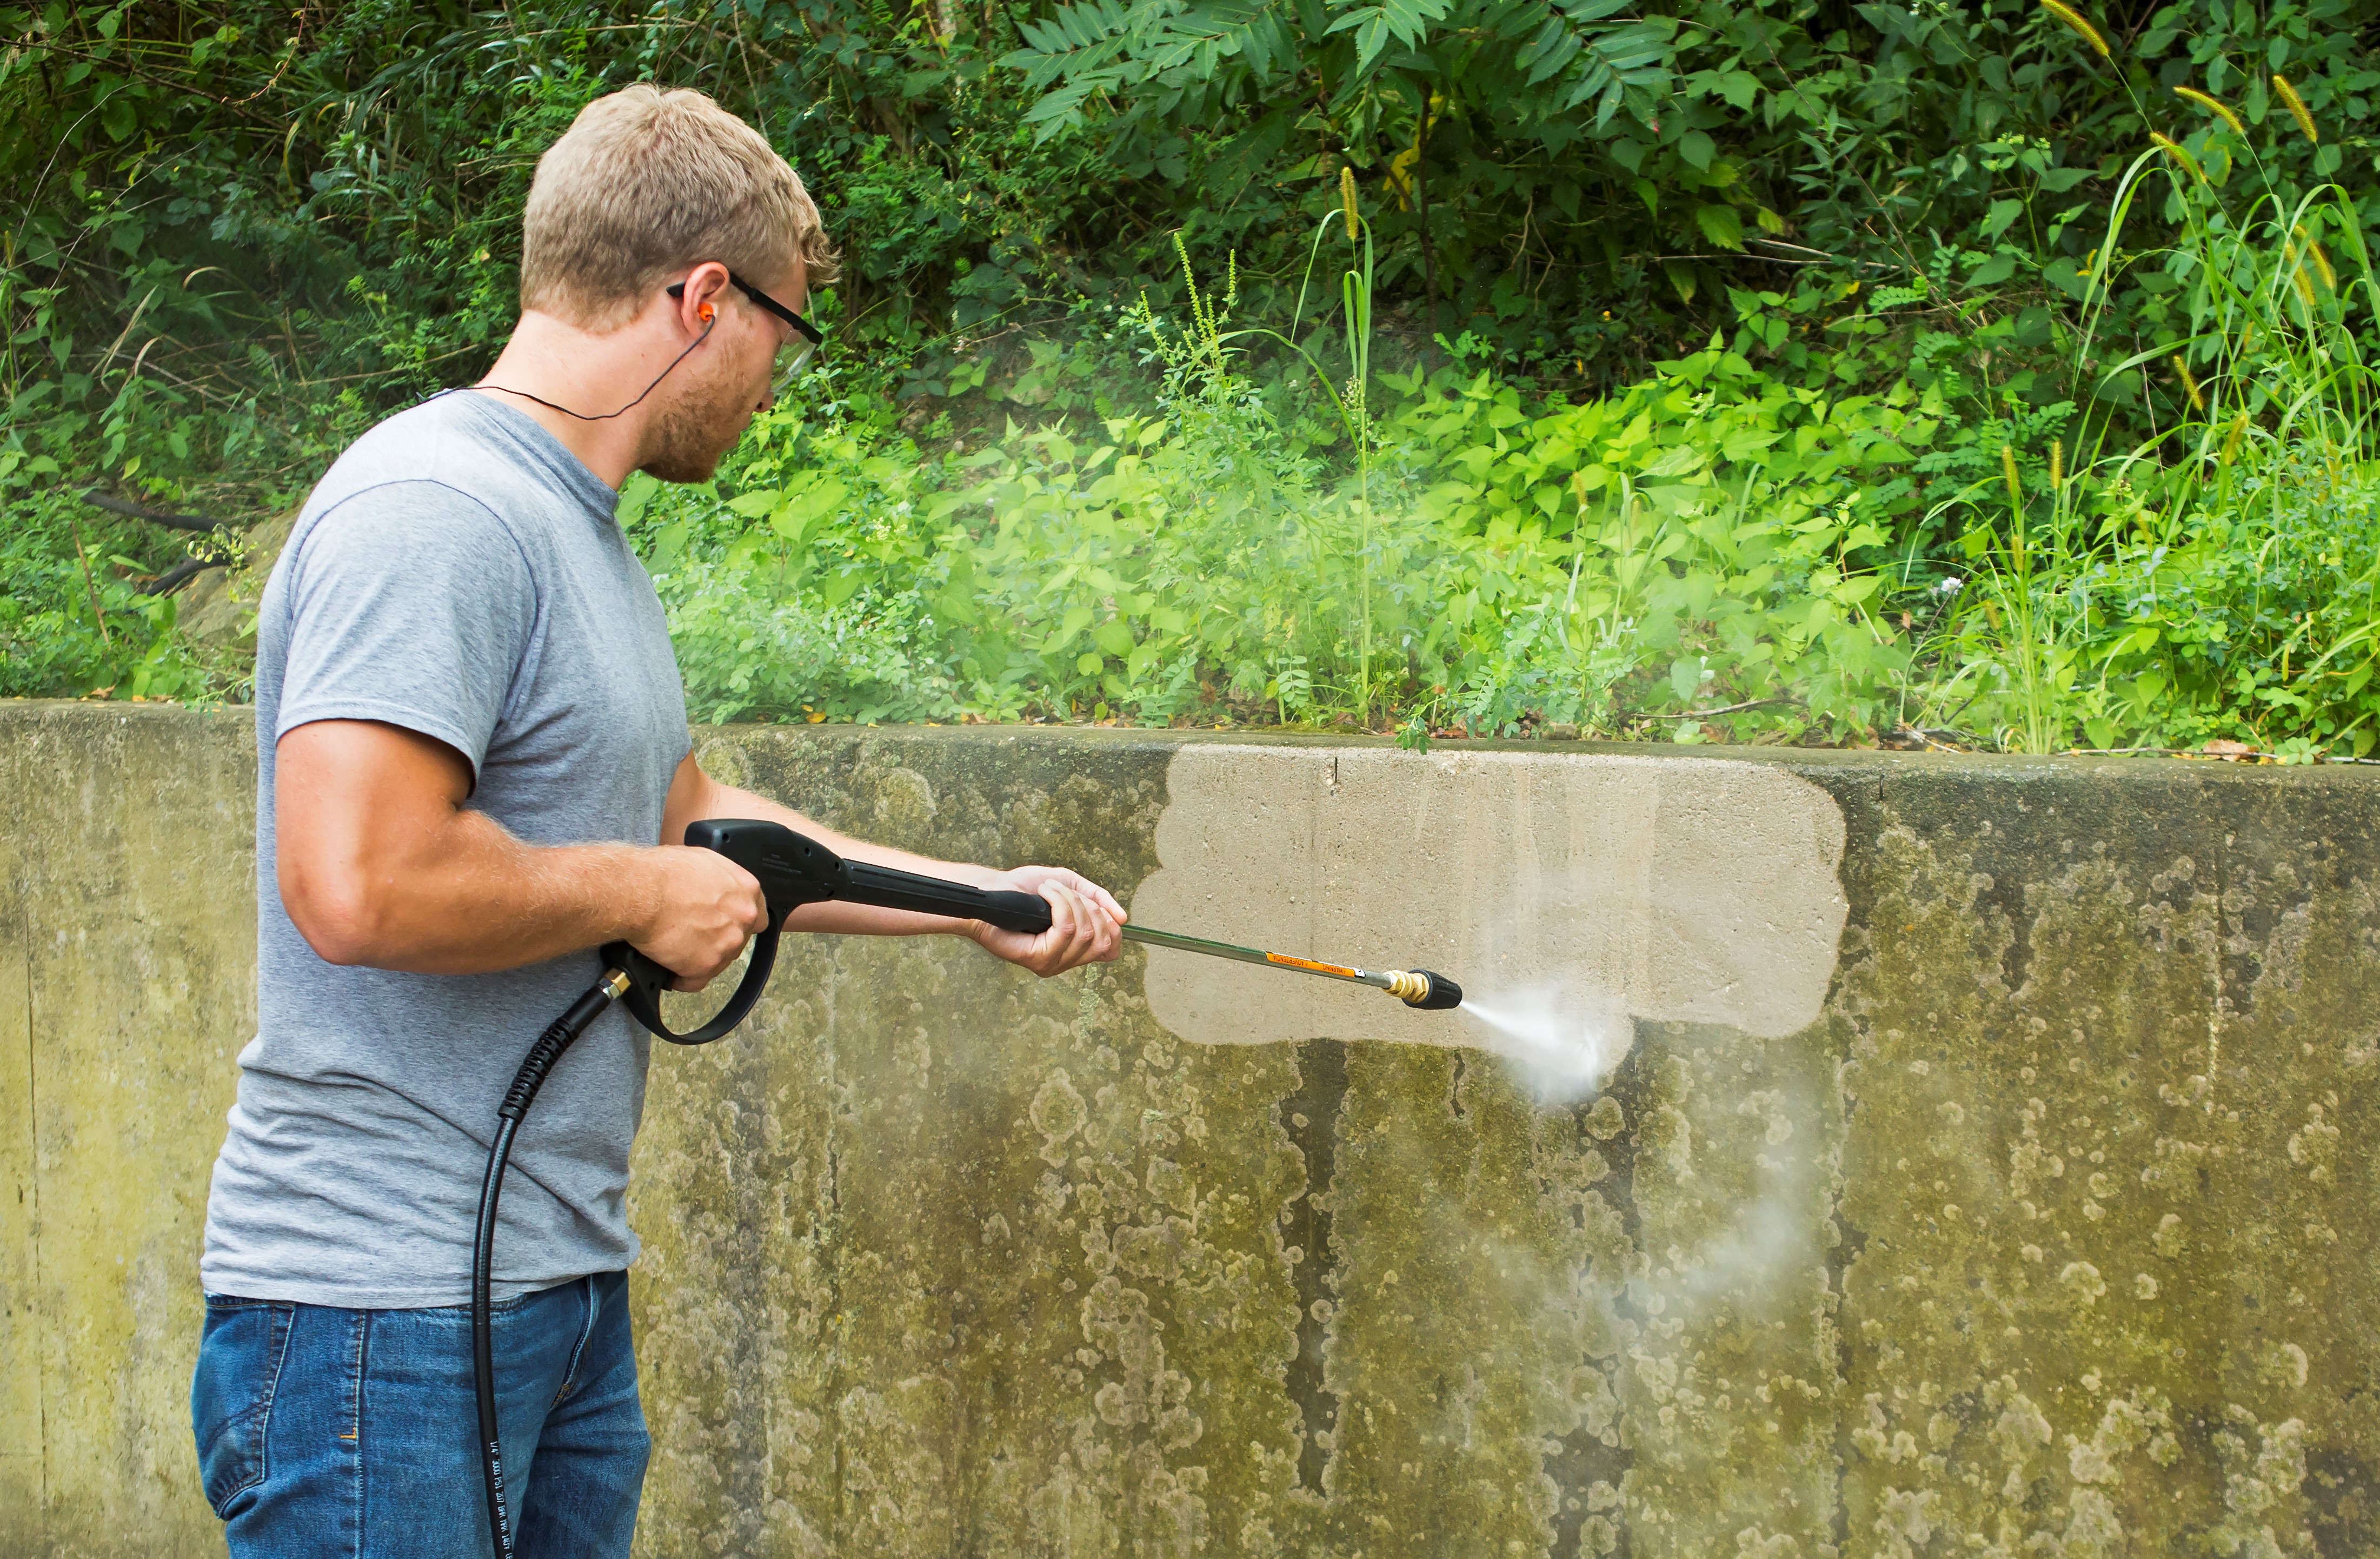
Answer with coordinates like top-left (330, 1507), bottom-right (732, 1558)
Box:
top-left (274, 480), bottom-right (537, 785)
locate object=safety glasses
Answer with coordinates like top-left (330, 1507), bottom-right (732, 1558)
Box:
top-left (668, 269), bottom-right (826, 394)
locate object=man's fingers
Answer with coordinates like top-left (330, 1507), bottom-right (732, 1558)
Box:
top-left (1058, 870), bottom-right (1125, 924)
top-left (1032, 881), bottom-right (1091, 974)
top-left (1042, 881), bottom-right (1081, 952)
top-left (1047, 880), bottom-right (1120, 972)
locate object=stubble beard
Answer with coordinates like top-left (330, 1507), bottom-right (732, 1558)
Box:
top-left (639, 356), bottom-right (761, 485)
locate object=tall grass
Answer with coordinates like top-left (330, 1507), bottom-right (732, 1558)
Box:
top-left (1905, 65), bottom-right (2380, 756)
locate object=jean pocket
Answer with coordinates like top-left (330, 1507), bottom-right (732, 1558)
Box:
top-left (191, 1297), bottom-right (296, 1516)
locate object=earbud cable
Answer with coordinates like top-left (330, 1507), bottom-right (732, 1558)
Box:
top-left (468, 313), bottom-right (716, 422)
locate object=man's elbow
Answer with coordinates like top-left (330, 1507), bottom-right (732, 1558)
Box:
top-left (279, 859), bottom-right (396, 967)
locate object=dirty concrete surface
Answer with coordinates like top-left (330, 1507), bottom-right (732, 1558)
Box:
top-left (2, 704), bottom-right (2373, 1556)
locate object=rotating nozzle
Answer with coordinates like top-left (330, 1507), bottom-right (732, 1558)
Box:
top-left (1385, 968), bottom-right (1463, 1010)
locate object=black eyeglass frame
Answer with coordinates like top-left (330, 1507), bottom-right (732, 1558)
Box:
top-left (667, 271), bottom-right (825, 347)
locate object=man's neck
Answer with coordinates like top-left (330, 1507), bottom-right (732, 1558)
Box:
top-left (473, 310), bottom-right (672, 489)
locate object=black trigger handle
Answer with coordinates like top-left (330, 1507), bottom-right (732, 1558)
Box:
top-left (601, 926), bottom-right (781, 1046)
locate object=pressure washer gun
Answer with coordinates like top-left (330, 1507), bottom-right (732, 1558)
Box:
top-left (470, 819), bottom-right (1457, 1558)
top-left (602, 818), bottom-right (1066, 1043)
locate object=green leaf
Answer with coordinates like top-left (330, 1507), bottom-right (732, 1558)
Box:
top-left (1094, 617), bottom-right (1135, 656)
top-left (1968, 250), bottom-right (2019, 286)
top-left (618, 472), bottom-right (661, 526)
top-left (933, 586), bottom-right (981, 626)
top-left (649, 523), bottom-right (688, 573)
top-left (2040, 257), bottom-right (2095, 300)
top-left (1694, 204), bottom-right (1744, 250)
top-left (1980, 198), bottom-right (2024, 241)
top-left (793, 476), bottom-right (850, 520)
top-left (99, 95), bottom-right (136, 142)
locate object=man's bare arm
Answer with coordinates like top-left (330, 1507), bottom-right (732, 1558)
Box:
top-left (277, 720), bottom-right (766, 982)
top-left (658, 754), bottom-right (1123, 977)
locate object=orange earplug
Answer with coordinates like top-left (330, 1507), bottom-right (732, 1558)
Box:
top-left (698, 303), bottom-right (716, 322)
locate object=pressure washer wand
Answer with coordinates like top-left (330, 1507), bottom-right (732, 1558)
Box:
top-left (1122, 924), bottom-right (1462, 1009)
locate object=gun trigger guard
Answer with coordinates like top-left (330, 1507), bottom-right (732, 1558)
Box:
top-left (601, 927), bottom-right (782, 1046)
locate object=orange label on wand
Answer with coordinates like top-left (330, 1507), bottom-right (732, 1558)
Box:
top-left (1267, 952), bottom-right (1360, 979)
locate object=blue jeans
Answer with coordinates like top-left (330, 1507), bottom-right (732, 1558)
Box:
top-left (190, 1271), bottom-right (649, 1558)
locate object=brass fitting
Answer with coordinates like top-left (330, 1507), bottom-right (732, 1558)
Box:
top-left (1385, 970), bottom-right (1430, 1003)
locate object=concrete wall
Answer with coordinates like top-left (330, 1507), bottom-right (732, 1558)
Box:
top-left (3, 701), bottom-right (2375, 1557)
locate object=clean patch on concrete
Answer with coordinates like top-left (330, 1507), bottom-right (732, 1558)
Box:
top-left (1129, 746), bottom-right (1851, 1047)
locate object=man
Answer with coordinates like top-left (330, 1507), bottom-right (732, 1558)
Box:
top-left (189, 85), bottom-right (1123, 1558)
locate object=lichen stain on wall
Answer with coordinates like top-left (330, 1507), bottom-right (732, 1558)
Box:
top-left (1831, 786), bottom-right (2380, 1557)
top-left (1131, 746), bottom-right (1851, 1052)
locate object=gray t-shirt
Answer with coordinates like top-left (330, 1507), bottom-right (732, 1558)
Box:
top-left (201, 390), bottom-right (691, 1309)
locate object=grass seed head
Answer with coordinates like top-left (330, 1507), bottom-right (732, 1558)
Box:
top-left (2039, 0), bottom-right (2110, 57)
top-left (1340, 165), bottom-right (1359, 242)
top-left (2173, 85), bottom-right (2245, 136)
top-left (2172, 354), bottom-right (2206, 413)
top-left (2150, 131), bottom-right (2207, 183)
top-left (2272, 74), bottom-right (2318, 144)
top-left (2309, 240), bottom-right (2336, 292)
top-left (2002, 445), bottom-right (2023, 507)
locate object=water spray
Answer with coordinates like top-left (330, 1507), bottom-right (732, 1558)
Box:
top-left (470, 820), bottom-right (1466, 1555)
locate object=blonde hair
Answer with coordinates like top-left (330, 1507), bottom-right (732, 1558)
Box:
top-left (520, 85), bottom-right (839, 331)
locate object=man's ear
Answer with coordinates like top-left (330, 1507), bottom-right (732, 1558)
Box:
top-left (668, 263), bottom-right (732, 333)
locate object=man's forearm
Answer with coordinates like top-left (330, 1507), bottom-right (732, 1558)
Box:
top-left (285, 804), bottom-right (666, 974)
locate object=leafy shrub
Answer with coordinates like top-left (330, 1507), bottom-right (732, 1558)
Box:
top-left (641, 268), bottom-right (1939, 741)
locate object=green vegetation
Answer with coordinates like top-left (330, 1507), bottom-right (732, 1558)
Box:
top-left (4, 0), bottom-right (2376, 753)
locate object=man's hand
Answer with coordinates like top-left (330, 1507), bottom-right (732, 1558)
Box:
top-left (631, 845), bottom-right (769, 992)
top-left (969, 865), bottom-right (1126, 976)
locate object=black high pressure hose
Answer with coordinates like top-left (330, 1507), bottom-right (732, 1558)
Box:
top-left (470, 970), bottom-right (630, 1559)
top-left (469, 821), bottom-right (1049, 1557)
top-left (470, 921), bottom-right (790, 1557)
